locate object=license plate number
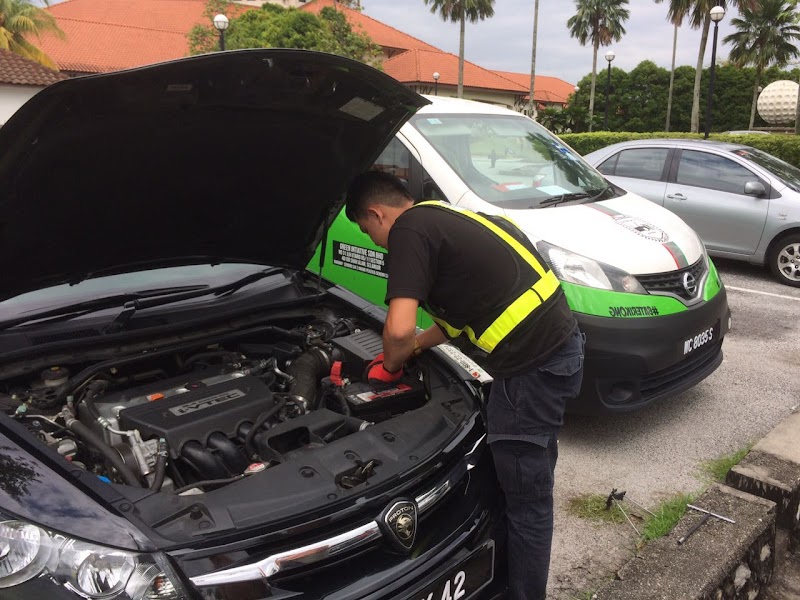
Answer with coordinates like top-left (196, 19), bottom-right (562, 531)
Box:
top-left (682, 321), bottom-right (720, 356)
top-left (413, 542), bottom-right (494, 600)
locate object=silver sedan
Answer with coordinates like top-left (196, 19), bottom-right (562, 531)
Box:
top-left (584, 139), bottom-right (800, 287)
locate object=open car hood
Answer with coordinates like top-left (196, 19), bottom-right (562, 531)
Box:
top-left (0, 49), bottom-right (427, 301)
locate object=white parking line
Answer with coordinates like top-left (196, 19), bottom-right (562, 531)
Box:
top-left (726, 285), bottom-right (800, 302)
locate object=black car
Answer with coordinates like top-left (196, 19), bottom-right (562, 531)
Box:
top-left (0, 50), bottom-right (505, 600)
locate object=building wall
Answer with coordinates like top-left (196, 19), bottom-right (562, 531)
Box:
top-left (410, 84), bottom-right (521, 110)
top-left (0, 84), bottom-right (42, 125)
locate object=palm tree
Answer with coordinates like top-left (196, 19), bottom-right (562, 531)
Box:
top-left (567, 0), bottom-right (630, 132)
top-left (423, 0), bottom-right (495, 98)
top-left (0, 0), bottom-right (62, 70)
top-left (654, 0), bottom-right (684, 133)
top-left (724, 0), bottom-right (800, 129)
top-left (528, 0), bottom-right (540, 118)
top-left (655, 0), bottom-right (757, 133)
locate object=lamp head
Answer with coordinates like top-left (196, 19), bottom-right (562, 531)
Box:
top-left (710, 6), bottom-right (725, 23)
top-left (213, 14), bottom-right (229, 31)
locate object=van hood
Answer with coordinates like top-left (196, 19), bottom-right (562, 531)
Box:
top-left (0, 49), bottom-right (427, 301)
top-left (507, 193), bottom-right (704, 274)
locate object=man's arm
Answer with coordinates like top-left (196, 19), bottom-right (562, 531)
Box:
top-left (417, 323), bottom-right (447, 351)
top-left (382, 297), bottom-right (419, 373)
top-left (383, 300), bottom-right (448, 373)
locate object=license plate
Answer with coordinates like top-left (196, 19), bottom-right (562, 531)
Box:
top-left (411, 542), bottom-right (494, 600)
top-left (682, 321), bottom-right (720, 356)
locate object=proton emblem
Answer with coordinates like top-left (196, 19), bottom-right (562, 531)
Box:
top-left (683, 272), bottom-right (697, 296)
top-left (378, 499), bottom-right (417, 553)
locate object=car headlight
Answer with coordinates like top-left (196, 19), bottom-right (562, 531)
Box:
top-left (537, 242), bottom-right (646, 294)
top-left (0, 518), bottom-right (183, 599)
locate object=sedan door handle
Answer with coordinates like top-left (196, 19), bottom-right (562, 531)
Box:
top-left (666, 193), bottom-right (687, 201)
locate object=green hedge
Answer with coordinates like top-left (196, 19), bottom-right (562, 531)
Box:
top-left (560, 131), bottom-right (800, 169)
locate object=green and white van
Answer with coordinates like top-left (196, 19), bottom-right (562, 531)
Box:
top-left (310, 96), bottom-right (731, 414)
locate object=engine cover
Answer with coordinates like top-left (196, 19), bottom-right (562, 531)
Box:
top-left (118, 375), bottom-right (274, 457)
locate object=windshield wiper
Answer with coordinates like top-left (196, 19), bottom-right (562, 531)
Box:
top-left (539, 185), bottom-right (612, 207)
top-left (539, 192), bottom-right (590, 207)
top-left (0, 268), bottom-right (285, 333)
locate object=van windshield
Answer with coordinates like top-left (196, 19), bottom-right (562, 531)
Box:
top-left (410, 113), bottom-right (610, 208)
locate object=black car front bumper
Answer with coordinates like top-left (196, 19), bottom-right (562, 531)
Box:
top-left (571, 286), bottom-right (731, 414)
top-left (174, 418), bottom-right (507, 600)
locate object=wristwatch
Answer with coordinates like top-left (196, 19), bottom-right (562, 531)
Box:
top-left (412, 338), bottom-right (423, 357)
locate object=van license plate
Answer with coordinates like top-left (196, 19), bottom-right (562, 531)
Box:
top-left (411, 542), bottom-right (494, 600)
top-left (682, 321), bottom-right (720, 356)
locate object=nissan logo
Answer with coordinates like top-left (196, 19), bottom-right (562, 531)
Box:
top-left (682, 272), bottom-right (697, 296)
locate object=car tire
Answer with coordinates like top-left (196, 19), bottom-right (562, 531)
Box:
top-left (768, 233), bottom-right (800, 287)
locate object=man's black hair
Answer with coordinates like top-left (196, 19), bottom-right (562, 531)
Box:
top-left (345, 170), bottom-right (413, 222)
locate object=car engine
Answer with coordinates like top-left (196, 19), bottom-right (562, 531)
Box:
top-left (2, 314), bottom-right (428, 494)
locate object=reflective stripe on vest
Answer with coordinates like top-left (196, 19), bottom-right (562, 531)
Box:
top-left (413, 201), bottom-right (561, 353)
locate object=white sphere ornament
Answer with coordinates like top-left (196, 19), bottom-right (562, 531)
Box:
top-left (757, 80), bottom-right (799, 125)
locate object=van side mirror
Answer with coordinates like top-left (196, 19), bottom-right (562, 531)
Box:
top-left (744, 181), bottom-right (766, 197)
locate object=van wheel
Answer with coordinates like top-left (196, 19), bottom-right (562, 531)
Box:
top-left (768, 233), bottom-right (800, 287)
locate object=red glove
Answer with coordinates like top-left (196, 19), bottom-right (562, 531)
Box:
top-left (365, 353), bottom-right (403, 385)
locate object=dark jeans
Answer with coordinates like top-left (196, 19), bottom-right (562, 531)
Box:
top-left (488, 330), bottom-right (584, 600)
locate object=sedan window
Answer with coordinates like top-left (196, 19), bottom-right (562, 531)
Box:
top-left (610, 148), bottom-right (670, 181)
top-left (676, 150), bottom-right (757, 195)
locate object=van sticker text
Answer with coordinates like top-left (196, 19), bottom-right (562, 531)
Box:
top-left (609, 305), bottom-right (660, 317)
top-left (333, 241), bottom-right (388, 278)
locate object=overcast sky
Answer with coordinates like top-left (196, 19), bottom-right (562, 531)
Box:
top-left (361, 0), bottom-right (745, 85)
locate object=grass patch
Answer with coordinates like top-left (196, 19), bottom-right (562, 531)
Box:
top-left (566, 493), bottom-right (627, 524)
top-left (701, 443), bottom-right (753, 483)
top-left (639, 493), bottom-right (696, 543)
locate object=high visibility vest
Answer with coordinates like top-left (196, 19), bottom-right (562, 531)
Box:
top-left (411, 201), bottom-right (561, 354)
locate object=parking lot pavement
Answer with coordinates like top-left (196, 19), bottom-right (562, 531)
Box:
top-left (547, 258), bottom-right (800, 599)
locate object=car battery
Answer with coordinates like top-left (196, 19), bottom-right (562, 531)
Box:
top-left (341, 376), bottom-right (427, 419)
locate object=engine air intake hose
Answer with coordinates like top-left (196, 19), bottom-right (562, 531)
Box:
top-left (286, 347), bottom-right (332, 410)
top-left (66, 419), bottom-right (142, 487)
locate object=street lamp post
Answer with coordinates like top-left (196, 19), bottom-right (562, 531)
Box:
top-left (213, 14), bottom-right (229, 51)
top-left (704, 6), bottom-right (725, 139)
top-left (604, 50), bottom-right (615, 130)
top-left (433, 72), bottom-right (440, 96)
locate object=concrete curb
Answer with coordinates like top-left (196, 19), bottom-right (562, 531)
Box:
top-left (594, 407), bottom-right (799, 600)
top-left (594, 484), bottom-right (776, 600)
top-left (727, 409), bottom-right (800, 552)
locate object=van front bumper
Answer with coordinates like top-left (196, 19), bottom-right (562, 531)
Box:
top-left (570, 286), bottom-right (731, 415)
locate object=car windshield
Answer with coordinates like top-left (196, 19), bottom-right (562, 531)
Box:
top-left (0, 263), bottom-right (270, 322)
top-left (410, 113), bottom-right (608, 208)
top-left (731, 147), bottom-right (800, 192)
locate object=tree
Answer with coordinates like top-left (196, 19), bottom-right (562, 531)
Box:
top-left (0, 0), bottom-right (63, 69)
top-left (654, 0), bottom-right (685, 132)
top-left (423, 0), bottom-right (495, 98)
top-left (724, 0), bottom-right (800, 129)
top-left (528, 0), bottom-right (540, 117)
top-left (655, 0), bottom-right (758, 133)
top-left (188, 2), bottom-right (381, 66)
top-left (188, 0), bottom-right (233, 55)
top-left (567, 0), bottom-right (630, 132)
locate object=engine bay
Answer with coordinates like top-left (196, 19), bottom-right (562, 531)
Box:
top-left (1, 311), bottom-right (439, 496)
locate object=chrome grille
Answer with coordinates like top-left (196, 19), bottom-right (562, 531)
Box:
top-left (637, 258), bottom-right (707, 302)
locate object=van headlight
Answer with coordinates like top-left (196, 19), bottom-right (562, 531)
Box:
top-left (537, 242), bottom-right (646, 294)
top-left (0, 518), bottom-right (183, 599)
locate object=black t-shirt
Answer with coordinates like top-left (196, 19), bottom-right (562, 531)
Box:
top-left (385, 204), bottom-right (576, 378)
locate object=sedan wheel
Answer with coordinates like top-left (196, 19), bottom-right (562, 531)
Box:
top-left (769, 234), bottom-right (800, 287)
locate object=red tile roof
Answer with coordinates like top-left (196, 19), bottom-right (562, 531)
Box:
top-left (33, 0), bottom-right (570, 110)
top-left (0, 49), bottom-right (68, 86)
top-left (493, 70), bottom-right (575, 104)
top-left (383, 48), bottom-right (528, 94)
top-left (300, 0), bottom-right (441, 53)
top-left (38, 0), bottom-right (249, 73)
